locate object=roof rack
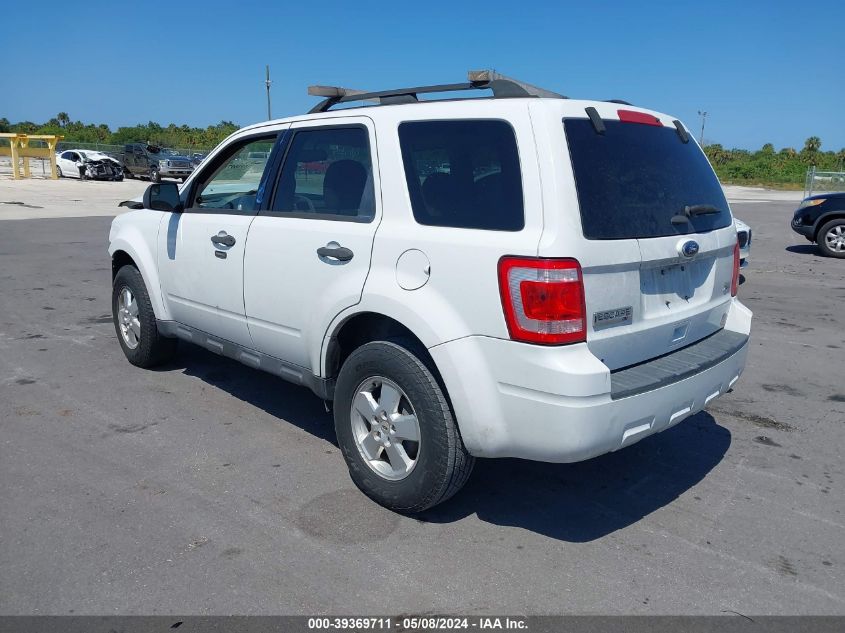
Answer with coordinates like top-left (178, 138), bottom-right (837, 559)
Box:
top-left (307, 70), bottom-right (567, 113)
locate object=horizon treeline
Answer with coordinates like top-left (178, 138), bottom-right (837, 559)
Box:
top-left (2, 114), bottom-right (844, 185)
top-left (0, 113), bottom-right (238, 150)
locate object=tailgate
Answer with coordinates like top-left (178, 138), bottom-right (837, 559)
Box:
top-left (553, 109), bottom-right (737, 370)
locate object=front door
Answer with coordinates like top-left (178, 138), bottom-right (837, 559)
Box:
top-left (58, 152), bottom-right (77, 178)
top-left (244, 117), bottom-right (380, 371)
top-left (157, 132), bottom-right (282, 347)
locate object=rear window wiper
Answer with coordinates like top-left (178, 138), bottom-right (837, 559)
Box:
top-left (671, 204), bottom-right (722, 225)
top-left (684, 204), bottom-right (721, 216)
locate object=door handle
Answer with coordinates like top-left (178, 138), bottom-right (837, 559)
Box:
top-left (211, 232), bottom-right (236, 247)
top-left (317, 245), bottom-right (354, 262)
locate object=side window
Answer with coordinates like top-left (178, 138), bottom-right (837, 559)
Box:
top-left (398, 120), bottom-right (524, 231)
top-left (61, 151), bottom-right (72, 160)
top-left (193, 136), bottom-right (277, 212)
top-left (272, 127), bottom-right (374, 221)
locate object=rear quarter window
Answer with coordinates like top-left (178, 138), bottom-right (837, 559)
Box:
top-left (399, 120), bottom-right (524, 231)
top-left (564, 118), bottom-right (732, 240)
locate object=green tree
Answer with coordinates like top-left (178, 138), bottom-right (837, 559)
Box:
top-left (56, 112), bottom-right (70, 127)
top-left (803, 136), bottom-right (822, 153)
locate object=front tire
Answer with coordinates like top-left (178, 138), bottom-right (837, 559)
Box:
top-left (112, 265), bottom-right (177, 367)
top-left (333, 340), bottom-right (474, 513)
top-left (149, 166), bottom-right (161, 183)
top-left (817, 219), bottom-right (845, 258)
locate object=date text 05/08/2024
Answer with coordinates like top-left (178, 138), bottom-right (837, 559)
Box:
top-left (307, 617), bottom-right (528, 630)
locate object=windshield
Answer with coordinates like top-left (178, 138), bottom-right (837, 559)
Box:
top-left (146, 145), bottom-right (162, 154)
top-left (564, 118), bottom-right (731, 240)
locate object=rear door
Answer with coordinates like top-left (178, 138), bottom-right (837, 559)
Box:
top-left (243, 117), bottom-right (380, 371)
top-left (543, 107), bottom-right (736, 370)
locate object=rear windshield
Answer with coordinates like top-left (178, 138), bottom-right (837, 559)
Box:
top-left (564, 118), bottom-right (731, 240)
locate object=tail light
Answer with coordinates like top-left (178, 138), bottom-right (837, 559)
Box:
top-left (617, 109), bottom-right (663, 126)
top-left (731, 241), bottom-right (740, 297)
top-left (498, 257), bottom-right (586, 345)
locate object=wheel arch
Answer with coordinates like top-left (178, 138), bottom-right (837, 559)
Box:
top-left (323, 311), bottom-right (438, 383)
top-left (814, 211), bottom-right (845, 241)
top-left (109, 238), bottom-right (168, 320)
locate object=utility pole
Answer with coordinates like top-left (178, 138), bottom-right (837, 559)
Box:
top-left (697, 110), bottom-right (708, 145)
top-left (265, 65), bottom-right (272, 121)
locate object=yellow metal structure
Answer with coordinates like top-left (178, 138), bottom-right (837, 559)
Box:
top-left (0, 133), bottom-right (64, 179)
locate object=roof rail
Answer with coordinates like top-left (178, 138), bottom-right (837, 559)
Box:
top-left (307, 70), bottom-right (566, 113)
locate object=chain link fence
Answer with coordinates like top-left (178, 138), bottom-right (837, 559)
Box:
top-left (805, 166), bottom-right (845, 197)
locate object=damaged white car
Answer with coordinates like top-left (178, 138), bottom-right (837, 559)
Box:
top-left (56, 149), bottom-right (124, 181)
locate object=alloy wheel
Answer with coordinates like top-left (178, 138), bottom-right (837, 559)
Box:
top-left (824, 225), bottom-right (845, 253)
top-left (117, 286), bottom-right (141, 349)
top-left (350, 376), bottom-right (421, 481)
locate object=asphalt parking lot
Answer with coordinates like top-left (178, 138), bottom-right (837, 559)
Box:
top-left (0, 179), bottom-right (843, 615)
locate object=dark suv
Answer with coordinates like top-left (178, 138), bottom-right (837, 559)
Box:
top-left (791, 192), bottom-right (845, 258)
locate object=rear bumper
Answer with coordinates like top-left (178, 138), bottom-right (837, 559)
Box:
top-left (430, 299), bottom-right (752, 463)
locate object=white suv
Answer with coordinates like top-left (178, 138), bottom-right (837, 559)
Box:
top-left (108, 71), bottom-right (752, 512)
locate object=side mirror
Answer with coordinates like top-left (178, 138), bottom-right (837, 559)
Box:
top-left (143, 182), bottom-right (183, 212)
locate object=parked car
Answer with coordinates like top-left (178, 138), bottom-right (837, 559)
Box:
top-left (56, 149), bottom-right (123, 181)
top-left (735, 218), bottom-right (751, 266)
top-left (791, 192), bottom-right (845, 258)
top-left (120, 143), bottom-right (194, 182)
top-left (108, 71), bottom-right (751, 513)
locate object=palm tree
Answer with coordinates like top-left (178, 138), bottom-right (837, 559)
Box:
top-left (56, 112), bottom-right (70, 128)
top-left (803, 136), bottom-right (822, 153)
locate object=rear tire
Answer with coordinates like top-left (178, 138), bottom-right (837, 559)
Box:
top-left (56, 165), bottom-right (63, 178)
top-left (333, 339), bottom-right (474, 513)
top-left (817, 219), bottom-right (845, 258)
top-left (112, 265), bottom-right (177, 368)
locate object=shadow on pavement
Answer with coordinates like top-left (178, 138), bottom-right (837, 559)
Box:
top-left (159, 343), bottom-right (337, 445)
top-left (156, 343), bottom-right (730, 543)
top-left (419, 412), bottom-right (730, 542)
top-left (786, 244), bottom-right (822, 256)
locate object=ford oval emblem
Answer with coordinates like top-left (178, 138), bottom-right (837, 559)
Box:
top-left (680, 240), bottom-right (700, 258)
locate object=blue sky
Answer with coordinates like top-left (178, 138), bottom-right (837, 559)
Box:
top-left (3, 0), bottom-right (843, 151)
